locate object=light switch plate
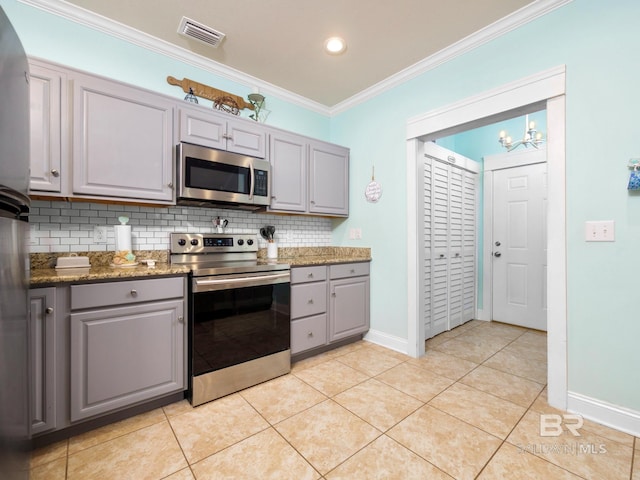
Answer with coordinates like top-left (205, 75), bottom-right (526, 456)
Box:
top-left (585, 220), bottom-right (615, 242)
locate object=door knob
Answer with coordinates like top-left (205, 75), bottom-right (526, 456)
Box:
top-left (495, 241), bottom-right (501, 246)
top-left (45, 307), bottom-right (54, 315)
top-left (494, 252), bottom-right (502, 257)
top-left (50, 169), bottom-right (60, 177)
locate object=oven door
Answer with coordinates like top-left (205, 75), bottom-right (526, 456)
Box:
top-left (177, 142), bottom-right (270, 206)
top-left (190, 272), bottom-right (290, 378)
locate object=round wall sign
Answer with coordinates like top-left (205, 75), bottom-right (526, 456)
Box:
top-left (365, 180), bottom-right (382, 203)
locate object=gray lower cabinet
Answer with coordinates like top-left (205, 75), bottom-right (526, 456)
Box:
top-left (291, 266), bottom-right (328, 354)
top-left (69, 277), bottom-right (186, 422)
top-left (28, 287), bottom-right (58, 435)
top-left (329, 263), bottom-right (370, 342)
top-left (291, 263), bottom-right (369, 356)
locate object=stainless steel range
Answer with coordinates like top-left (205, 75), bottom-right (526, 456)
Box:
top-left (170, 233), bottom-right (291, 406)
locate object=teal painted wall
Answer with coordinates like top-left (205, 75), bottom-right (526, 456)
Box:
top-left (4, 0), bottom-right (640, 413)
top-left (333, 0), bottom-right (640, 412)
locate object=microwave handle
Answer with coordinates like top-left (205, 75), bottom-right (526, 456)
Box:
top-left (249, 161), bottom-right (255, 200)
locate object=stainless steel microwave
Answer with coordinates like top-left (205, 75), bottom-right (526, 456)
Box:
top-left (176, 142), bottom-right (270, 210)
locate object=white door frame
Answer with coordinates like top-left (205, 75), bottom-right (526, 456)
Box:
top-left (406, 65), bottom-right (567, 410)
top-left (481, 148), bottom-right (547, 324)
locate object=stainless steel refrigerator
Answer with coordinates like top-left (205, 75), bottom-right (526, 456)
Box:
top-left (0, 6), bottom-right (31, 479)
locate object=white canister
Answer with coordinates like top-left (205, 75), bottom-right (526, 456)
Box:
top-left (267, 242), bottom-right (278, 259)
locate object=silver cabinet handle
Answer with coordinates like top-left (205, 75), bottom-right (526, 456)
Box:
top-left (50, 169), bottom-right (60, 177)
top-left (455, 253), bottom-right (460, 257)
top-left (350, 269), bottom-right (355, 274)
top-left (307, 273), bottom-right (314, 278)
top-left (168, 182), bottom-right (173, 189)
top-left (130, 289), bottom-right (138, 297)
top-left (307, 331), bottom-right (314, 337)
top-left (45, 307), bottom-right (54, 315)
top-left (308, 299), bottom-right (314, 304)
top-left (178, 316), bottom-right (184, 323)
top-left (331, 292), bottom-right (336, 297)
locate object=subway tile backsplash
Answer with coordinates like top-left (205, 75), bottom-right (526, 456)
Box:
top-left (29, 200), bottom-right (333, 253)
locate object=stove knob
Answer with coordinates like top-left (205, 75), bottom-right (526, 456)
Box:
top-left (247, 239), bottom-right (254, 246)
top-left (177, 239), bottom-right (186, 246)
top-left (237, 239), bottom-right (244, 246)
top-left (190, 239), bottom-right (199, 246)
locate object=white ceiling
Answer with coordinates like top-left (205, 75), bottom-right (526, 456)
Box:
top-left (56, 0), bottom-right (541, 108)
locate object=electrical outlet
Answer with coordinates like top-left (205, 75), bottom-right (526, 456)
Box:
top-left (349, 228), bottom-right (362, 240)
top-left (585, 220), bottom-right (615, 242)
top-left (93, 226), bottom-right (107, 243)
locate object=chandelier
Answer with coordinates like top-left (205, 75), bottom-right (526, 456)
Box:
top-left (498, 114), bottom-right (544, 151)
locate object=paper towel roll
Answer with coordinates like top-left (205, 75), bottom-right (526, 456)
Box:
top-left (114, 225), bottom-right (132, 252)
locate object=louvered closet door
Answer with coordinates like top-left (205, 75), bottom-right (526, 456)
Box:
top-left (422, 161), bottom-right (434, 338)
top-left (431, 161), bottom-right (450, 337)
top-left (422, 144), bottom-right (478, 341)
top-left (462, 172), bottom-right (477, 322)
top-left (448, 165), bottom-right (464, 329)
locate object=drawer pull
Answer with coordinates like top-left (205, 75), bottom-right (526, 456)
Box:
top-left (307, 273), bottom-right (314, 278)
top-left (307, 331), bottom-right (314, 337)
top-left (307, 299), bottom-right (314, 304)
top-left (130, 289), bottom-right (138, 297)
top-left (45, 307), bottom-right (54, 315)
top-left (331, 292), bottom-right (336, 297)
top-left (350, 269), bottom-right (355, 274)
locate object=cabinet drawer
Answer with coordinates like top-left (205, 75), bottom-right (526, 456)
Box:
top-left (71, 276), bottom-right (184, 310)
top-left (291, 282), bottom-right (326, 319)
top-left (291, 265), bottom-right (326, 284)
top-left (291, 314), bottom-right (327, 354)
top-left (329, 262), bottom-right (370, 280)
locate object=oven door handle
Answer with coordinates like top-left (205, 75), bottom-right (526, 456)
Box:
top-left (193, 272), bottom-right (290, 292)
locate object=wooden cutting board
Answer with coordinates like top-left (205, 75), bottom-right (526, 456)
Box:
top-left (167, 76), bottom-right (255, 110)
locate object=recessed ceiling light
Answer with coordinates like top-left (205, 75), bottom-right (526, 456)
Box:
top-left (324, 36), bottom-right (347, 55)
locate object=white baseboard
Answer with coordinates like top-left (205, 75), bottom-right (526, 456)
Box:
top-left (364, 329), bottom-right (410, 356)
top-left (567, 391), bottom-right (640, 437)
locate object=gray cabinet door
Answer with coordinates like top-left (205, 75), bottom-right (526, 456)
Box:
top-left (269, 131), bottom-right (307, 212)
top-left (28, 61), bottom-right (67, 194)
top-left (70, 299), bottom-right (185, 421)
top-left (309, 141), bottom-right (349, 216)
top-left (179, 105), bottom-right (266, 158)
top-left (72, 73), bottom-right (175, 202)
top-left (28, 287), bottom-right (57, 435)
top-left (329, 276), bottom-right (370, 342)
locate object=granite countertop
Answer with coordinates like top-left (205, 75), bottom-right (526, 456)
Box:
top-left (30, 250), bottom-right (188, 287)
top-left (30, 246), bottom-right (371, 286)
top-left (258, 246), bottom-right (371, 267)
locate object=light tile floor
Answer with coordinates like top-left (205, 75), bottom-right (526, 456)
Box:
top-left (30, 320), bottom-right (639, 479)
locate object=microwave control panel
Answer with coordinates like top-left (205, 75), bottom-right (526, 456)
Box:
top-left (255, 170), bottom-right (268, 197)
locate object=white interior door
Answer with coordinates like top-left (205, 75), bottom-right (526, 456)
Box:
top-left (492, 161), bottom-right (547, 330)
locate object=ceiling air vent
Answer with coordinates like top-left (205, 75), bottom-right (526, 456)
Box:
top-left (178, 16), bottom-right (226, 48)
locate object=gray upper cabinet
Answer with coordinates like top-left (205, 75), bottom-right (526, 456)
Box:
top-left (269, 130), bottom-right (307, 212)
top-left (309, 141), bottom-right (349, 216)
top-left (269, 133), bottom-right (349, 217)
top-left (72, 72), bottom-right (175, 203)
top-left (28, 287), bottom-right (58, 435)
top-left (28, 60), bottom-right (68, 194)
top-left (179, 104), bottom-right (266, 158)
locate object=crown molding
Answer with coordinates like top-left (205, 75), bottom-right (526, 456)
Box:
top-left (18, 0), bottom-right (332, 116)
top-left (329, 0), bottom-right (573, 115)
top-left (20, 0), bottom-right (571, 118)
